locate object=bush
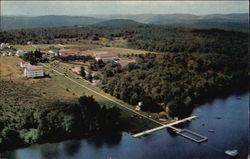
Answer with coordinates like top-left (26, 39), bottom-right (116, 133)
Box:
top-left (20, 129), bottom-right (40, 144)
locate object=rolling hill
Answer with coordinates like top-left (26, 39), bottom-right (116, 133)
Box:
top-left (91, 19), bottom-right (144, 26)
top-left (94, 13), bottom-right (248, 24)
top-left (1, 13), bottom-right (248, 32)
top-left (1, 15), bottom-right (105, 30)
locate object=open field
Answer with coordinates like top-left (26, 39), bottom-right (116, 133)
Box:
top-left (33, 43), bottom-right (101, 52)
top-left (0, 55), bottom-right (163, 133)
top-left (12, 43), bottom-right (101, 53)
top-left (11, 45), bottom-right (35, 51)
top-left (0, 55), bottom-right (23, 80)
top-left (87, 37), bottom-right (128, 48)
top-left (0, 55), bottom-right (76, 101)
top-left (12, 43), bottom-right (155, 56)
top-left (55, 37), bottom-right (128, 48)
top-left (84, 46), bottom-right (155, 56)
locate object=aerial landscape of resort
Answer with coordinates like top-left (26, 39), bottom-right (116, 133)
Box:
top-left (0, 1), bottom-right (249, 159)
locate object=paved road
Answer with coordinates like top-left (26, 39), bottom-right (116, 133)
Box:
top-left (41, 63), bottom-right (163, 126)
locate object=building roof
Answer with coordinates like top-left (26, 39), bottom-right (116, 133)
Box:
top-left (59, 49), bottom-right (81, 55)
top-left (96, 53), bottom-right (118, 58)
top-left (72, 67), bottom-right (81, 72)
top-left (26, 65), bottom-right (43, 71)
top-left (21, 61), bottom-right (30, 64)
top-left (94, 51), bottom-right (109, 56)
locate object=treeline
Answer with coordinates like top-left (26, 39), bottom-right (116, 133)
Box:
top-left (99, 53), bottom-right (248, 117)
top-left (128, 28), bottom-right (248, 56)
top-left (0, 81), bottom-right (122, 152)
top-left (22, 50), bottom-right (48, 64)
top-left (0, 24), bottom-right (248, 56)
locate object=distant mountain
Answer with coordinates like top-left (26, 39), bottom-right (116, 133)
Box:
top-left (91, 19), bottom-right (144, 26)
top-left (1, 15), bottom-right (105, 30)
top-left (93, 13), bottom-right (248, 24)
top-left (1, 13), bottom-right (248, 31)
top-left (92, 13), bottom-right (248, 32)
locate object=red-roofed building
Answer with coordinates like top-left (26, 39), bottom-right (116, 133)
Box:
top-left (24, 65), bottom-right (44, 78)
top-left (92, 79), bottom-right (101, 85)
top-left (95, 53), bottom-right (119, 62)
top-left (20, 61), bottom-right (31, 68)
top-left (59, 49), bottom-right (81, 56)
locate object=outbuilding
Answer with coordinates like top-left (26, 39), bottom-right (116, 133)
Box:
top-left (24, 65), bottom-right (44, 78)
top-left (20, 61), bottom-right (31, 68)
top-left (95, 52), bottom-right (119, 62)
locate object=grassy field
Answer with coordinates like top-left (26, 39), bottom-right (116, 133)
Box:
top-left (12, 45), bottom-right (35, 51)
top-left (12, 42), bottom-right (155, 56)
top-left (0, 55), bottom-right (161, 133)
top-left (50, 44), bottom-right (154, 56)
top-left (12, 43), bottom-right (100, 52)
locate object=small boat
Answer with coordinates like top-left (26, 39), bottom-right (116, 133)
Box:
top-left (208, 129), bottom-right (215, 133)
top-left (201, 123), bottom-right (205, 126)
top-left (225, 149), bottom-right (238, 157)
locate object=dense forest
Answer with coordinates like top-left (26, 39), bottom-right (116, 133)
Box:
top-left (0, 81), bottom-right (122, 151)
top-left (0, 23), bottom-right (248, 56)
top-left (99, 52), bottom-right (248, 117)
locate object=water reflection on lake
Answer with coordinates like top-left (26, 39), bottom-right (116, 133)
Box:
top-left (6, 93), bottom-right (249, 159)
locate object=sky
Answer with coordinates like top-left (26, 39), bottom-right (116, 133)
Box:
top-left (1, 1), bottom-right (249, 16)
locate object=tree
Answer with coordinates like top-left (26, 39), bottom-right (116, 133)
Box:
top-left (22, 52), bottom-right (37, 65)
top-left (80, 65), bottom-right (86, 79)
top-left (86, 72), bottom-right (93, 82)
top-left (34, 50), bottom-right (42, 59)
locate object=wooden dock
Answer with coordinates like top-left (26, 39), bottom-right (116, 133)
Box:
top-left (176, 129), bottom-right (208, 143)
top-left (132, 115), bottom-right (208, 143)
top-left (132, 116), bottom-right (197, 138)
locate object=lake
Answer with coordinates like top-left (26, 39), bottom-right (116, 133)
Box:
top-left (4, 93), bottom-right (249, 159)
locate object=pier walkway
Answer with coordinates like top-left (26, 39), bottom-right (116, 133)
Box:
top-left (132, 115), bottom-right (208, 143)
top-left (132, 116), bottom-right (196, 137)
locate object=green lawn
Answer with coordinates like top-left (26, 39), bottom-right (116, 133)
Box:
top-left (12, 45), bottom-right (35, 51)
top-left (84, 46), bottom-right (156, 56)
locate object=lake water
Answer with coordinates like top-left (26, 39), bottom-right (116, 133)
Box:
top-left (5, 93), bottom-right (249, 159)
